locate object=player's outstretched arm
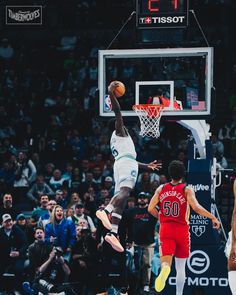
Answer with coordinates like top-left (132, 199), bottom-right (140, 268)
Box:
top-left (148, 186), bottom-right (162, 219)
top-left (138, 160), bottom-right (162, 171)
top-left (108, 81), bottom-right (126, 137)
top-left (186, 186), bottom-right (220, 229)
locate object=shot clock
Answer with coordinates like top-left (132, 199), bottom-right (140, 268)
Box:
top-left (136, 0), bottom-right (189, 29)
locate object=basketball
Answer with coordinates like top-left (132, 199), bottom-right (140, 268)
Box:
top-left (113, 81), bottom-right (125, 98)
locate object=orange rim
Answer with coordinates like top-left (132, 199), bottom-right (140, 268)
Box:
top-left (132, 104), bottom-right (164, 118)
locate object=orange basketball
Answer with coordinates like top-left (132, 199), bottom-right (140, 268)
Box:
top-left (113, 81), bottom-right (125, 98)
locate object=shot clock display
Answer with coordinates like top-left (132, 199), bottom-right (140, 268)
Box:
top-left (136, 0), bottom-right (189, 29)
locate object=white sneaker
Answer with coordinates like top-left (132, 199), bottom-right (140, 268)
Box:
top-left (105, 232), bottom-right (124, 252)
top-left (96, 209), bottom-right (112, 230)
top-left (143, 285), bottom-right (150, 292)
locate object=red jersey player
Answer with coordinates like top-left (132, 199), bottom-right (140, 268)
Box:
top-left (148, 160), bottom-right (220, 294)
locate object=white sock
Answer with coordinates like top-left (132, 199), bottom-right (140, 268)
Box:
top-left (175, 257), bottom-right (187, 295)
top-left (105, 204), bottom-right (114, 213)
top-left (110, 212), bottom-right (122, 234)
top-left (111, 224), bottom-right (119, 234)
top-left (229, 271), bottom-right (236, 295)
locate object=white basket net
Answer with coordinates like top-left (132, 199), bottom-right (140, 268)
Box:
top-left (132, 104), bottom-right (164, 138)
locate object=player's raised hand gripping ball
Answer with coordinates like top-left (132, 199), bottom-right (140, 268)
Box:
top-left (110, 81), bottom-right (126, 98)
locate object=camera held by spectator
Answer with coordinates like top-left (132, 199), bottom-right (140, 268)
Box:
top-left (54, 246), bottom-right (63, 258)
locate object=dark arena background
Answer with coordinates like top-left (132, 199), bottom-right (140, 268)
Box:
top-left (0, 0), bottom-right (236, 295)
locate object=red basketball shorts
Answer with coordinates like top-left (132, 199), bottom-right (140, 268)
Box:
top-left (159, 222), bottom-right (190, 258)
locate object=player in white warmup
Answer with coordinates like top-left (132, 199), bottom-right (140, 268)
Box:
top-left (225, 179), bottom-right (236, 294)
top-left (96, 81), bottom-right (161, 252)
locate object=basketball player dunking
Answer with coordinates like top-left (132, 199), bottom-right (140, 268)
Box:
top-left (148, 160), bottom-right (220, 294)
top-left (96, 81), bottom-right (161, 252)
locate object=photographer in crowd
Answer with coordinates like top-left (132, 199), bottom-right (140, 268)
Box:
top-left (27, 227), bottom-right (71, 294)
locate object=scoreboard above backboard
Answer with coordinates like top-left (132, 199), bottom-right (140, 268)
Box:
top-left (136, 0), bottom-right (189, 29)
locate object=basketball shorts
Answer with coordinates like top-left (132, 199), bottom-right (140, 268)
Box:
top-left (113, 157), bottom-right (138, 193)
top-left (159, 222), bottom-right (190, 258)
top-left (225, 230), bottom-right (232, 258)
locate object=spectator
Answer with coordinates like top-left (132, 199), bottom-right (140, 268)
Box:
top-left (80, 172), bottom-right (98, 195)
top-left (27, 174), bottom-right (55, 208)
top-left (218, 122), bottom-right (232, 157)
top-left (90, 153), bottom-right (105, 170)
top-left (0, 38), bottom-right (14, 59)
top-left (71, 228), bottom-right (98, 294)
top-left (68, 203), bottom-right (96, 233)
top-left (99, 195), bottom-right (112, 209)
top-left (80, 159), bottom-right (91, 181)
top-left (102, 159), bottom-right (114, 178)
top-left (150, 179), bottom-right (160, 195)
top-left (49, 169), bottom-right (66, 191)
top-left (159, 174), bottom-right (168, 185)
top-left (0, 214), bottom-right (28, 292)
top-left (13, 152), bottom-right (37, 187)
top-left (27, 227), bottom-right (53, 282)
top-left (137, 171), bottom-right (160, 184)
top-left (98, 189), bottom-right (111, 206)
top-left (83, 186), bottom-right (97, 217)
top-left (126, 192), bottom-right (157, 294)
top-left (103, 176), bottom-right (115, 196)
top-left (31, 152), bottom-right (43, 175)
top-left (127, 197), bottom-right (136, 209)
top-left (65, 207), bottom-right (74, 218)
top-left (30, 195), bottom-right (49, 228)
top-left (95, 212), bottom-right (129, 295)
top-left (136, 172), bottom-right (152, 194)
top-left (38, 199), bottom-right (57, 228)
top-left (67, 192), bottom-right (82, 210)
top-left (55, 189), bottom-right (69, 209)
top-left (15, 213), bottom-right (35, 246)
top-left (92, 166), bottom-right (103, 187)
top-left (63, 51), bottom-right (76, 71)
top-left (0, 162), bottom-right (15, 188)
top-left (45, 205), bottom-right (76, 262)
top-left (13, 151), bottom-right (37, 210)
top-left (44, 163), bottom-right (55, 184)
top-left (66, 129), bottom-right (86, 161)
top-left (211, 134), bottom-right (225, 157)
top-left (88, 58), bottom-right (98, 86)
top-left (151, 224), bottom-right (161, 285)
top-left (62, 162), bottom-right (74, 185)
top-left (98, 135), bottom-right (110, 157)
top-left (58, 31), bottom-right (78, 51)
top-left (0, 193), bottom-right (19, 221)
top-left (218, 111), bottom-right (236, 158)
top-left (70, 167), bottom-right (82, 191)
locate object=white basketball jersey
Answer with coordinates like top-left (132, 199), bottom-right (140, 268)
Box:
top-left (110, 131), bottom-right (137, 161)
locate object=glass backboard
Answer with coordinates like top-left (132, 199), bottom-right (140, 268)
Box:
top-left (98, 47), bottom-right (213, 119)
